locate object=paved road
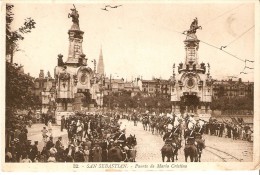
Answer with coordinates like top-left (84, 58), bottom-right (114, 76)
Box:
top-left (121, 119), bottom-right (252, 162)
top-left (27, 120), bottom-right (253, 162)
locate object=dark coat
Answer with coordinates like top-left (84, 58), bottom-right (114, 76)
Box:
top-left (163, 132), bottom-right (175, 142)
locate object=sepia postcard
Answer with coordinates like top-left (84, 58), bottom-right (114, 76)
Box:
top-left (1, 0), bottom-right (260, 172)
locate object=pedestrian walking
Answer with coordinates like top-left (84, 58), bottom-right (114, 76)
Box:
top-left (47, 120), bottom-right (53, 137)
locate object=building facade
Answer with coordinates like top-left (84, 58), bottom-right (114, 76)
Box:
top-left (139, 78), bottom-right (171, 98)
top-left (212, 78), bottom-right (253, 99)
top-left (34, 70), bottom-right (56, 114)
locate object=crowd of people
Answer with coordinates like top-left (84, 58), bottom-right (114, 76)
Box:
top-left (5, 110), bottom-right (253, 163)
top-left (204, 120), bottom-right (253, 141)
top-left (5, 112), bottom-right (136, 163)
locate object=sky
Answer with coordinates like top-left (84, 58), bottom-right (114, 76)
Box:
top-left (9, 1), bottom-right (255, 82)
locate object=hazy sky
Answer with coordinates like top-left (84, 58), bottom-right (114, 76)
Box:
top-left (10, 2), bottom-right (255, 81)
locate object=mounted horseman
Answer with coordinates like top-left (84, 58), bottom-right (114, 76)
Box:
top-left (108, 128), bottom-right (129, 162)
top-left (184, 17), bottom-right (202, 35)
top-left (171, 115), bottom-right (182, 160)
top-left (161, 125), bottom-right (176, 162)
top-left (184, 115), bottom-right (198, 162)
top-left (150, 112), bottom-right (157, 134)
top-left (142, 112), bottom-right (149, 131)
top-left (194, 119), bottom-right (206, 162)
top-left (68, 5), bottom-right (79, 26)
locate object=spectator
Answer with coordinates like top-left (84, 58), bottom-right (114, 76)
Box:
top-left (47, 120), bottom-right (53, 137)
top-left (61, 116), bottom-right (65, 132)
top-left (21, 154), bottom-right (32, 163)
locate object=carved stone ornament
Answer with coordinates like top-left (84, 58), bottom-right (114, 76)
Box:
top-left (59, 72), bottom-right (70, 81)
top-left (186, 78), bottom-right (195, 89)
top-left (73, 74), bottom-right (78, 85)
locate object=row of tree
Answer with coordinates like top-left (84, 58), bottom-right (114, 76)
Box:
top-left (6, 4), bottom-right (40, 124)
top-left (101, 90), bottom-right (254, 113)
top-left (211, 96), bottom-right (254, 112)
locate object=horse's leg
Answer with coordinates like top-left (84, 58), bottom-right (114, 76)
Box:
top-left (162, 154), bottom-right (165, 162)
top-left (172, 154), bottom-right (174, 162)
top-left (190, 156), bottom-right (193, 162)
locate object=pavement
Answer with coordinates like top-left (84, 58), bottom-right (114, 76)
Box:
top-left (121, 119), bottom-right (253, 162)
top-left (27, 120), bottom-right (253, 162)
top-left (27, 123), bottom-right (68, 151)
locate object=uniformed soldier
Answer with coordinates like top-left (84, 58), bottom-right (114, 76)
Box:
top-left (116, 129), bottom-right (128, 153)
top-left (163, 125), bottom-right (176, 148)
top-left (184, 127), bottom-right (196, 145)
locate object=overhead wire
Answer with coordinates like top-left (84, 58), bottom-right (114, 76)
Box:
top-left (173, 29), bottom-right (246, 62)
top-left (223, 25), bottom-right (255, 48)
top-left (201, 4), bottom-right (244, 26)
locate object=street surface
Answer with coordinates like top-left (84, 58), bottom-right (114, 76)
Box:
top-left (28, 119), bottom-right (253, 162)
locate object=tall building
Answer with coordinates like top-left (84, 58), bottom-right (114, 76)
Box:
top-left (171, 18), bottom-right (213, 117)
top-left (97, 47), bottom-right (105, 76)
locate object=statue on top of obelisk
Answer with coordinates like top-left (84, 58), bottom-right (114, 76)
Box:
top-left (68, 4), bottom-right (79, 27)
top-left (184, 17), bottom-right (202, 35)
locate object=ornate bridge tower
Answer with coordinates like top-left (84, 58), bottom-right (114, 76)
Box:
top-left (171, 18), bottom-right (213, 118)
top-left (54, 6), bottom-right (97, 124)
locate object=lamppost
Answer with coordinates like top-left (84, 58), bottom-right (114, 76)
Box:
top-left (158, 102), bottom-right (161, 113)
top-left (109, 74), bottom-right (111, 109)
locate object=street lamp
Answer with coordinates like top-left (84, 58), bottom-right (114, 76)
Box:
top-left (158, 102), bottom-right (161, 113)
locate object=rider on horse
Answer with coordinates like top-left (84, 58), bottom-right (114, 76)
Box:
top-left (163, 126), bottom-right (177, 152)
top-left (114, 128), bottom-right (129, 154)
top-left (194, 120), bottom-right (206, 149)
top-left (184, 126), bottom-right (196, 145)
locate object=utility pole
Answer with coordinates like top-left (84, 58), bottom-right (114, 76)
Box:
top-left (109, 74), bottom-right (111, 109)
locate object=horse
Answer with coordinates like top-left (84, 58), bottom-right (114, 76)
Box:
top-left (195, 133), bottom-right (205, 162)
top-left (150, 120), bottom-right (157, 134)
top-left (161, 143), bottom-right (176, 162)
top-left (126, 134), bottom-right (137, 147)
top-left (172, 132), bottom-right (182, 161)
top-left (127, 149), bottom-right (137, 162)
top-left (184, 143), bottom-right (198, 162)
top-left (156, 120), bottom-right (166, 136)
top-left (108, 146), bottom-right (127, 162)
top-left (142, 117), bottom-right (149, 131)
top-left (133, 115), bottom-right (138, 126)
top-left (126, 134), bottom-right (137, 162)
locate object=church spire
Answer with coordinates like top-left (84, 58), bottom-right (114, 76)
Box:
top-left (97, 46), bottom-right (105, 76)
